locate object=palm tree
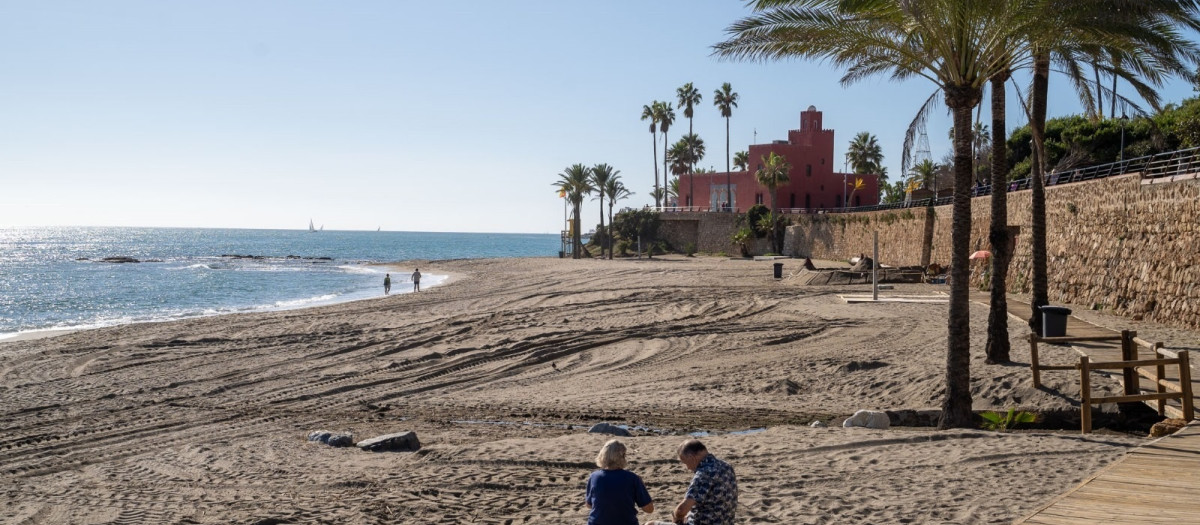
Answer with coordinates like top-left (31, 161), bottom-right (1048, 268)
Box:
top-left (679, 133), bottom-right (706, 208)
top-left (754, 152), bottom-right (791, 254)
top-left (666, 139), bottom-right (690, 206)
top-left (641, 103), bottom-right (661, 208)
top-left (1021, 1), bottom-right (1200, 335)
top-left (677, 83), bottom-right (703, 205)
top-left (985, 64), bottom-right (1014, 364)
top-left (655, 102), bottom-right (676, 209)
top-left (846, 131), bottom-right (884, 176)
top-left (717, 0), bottom-right (1035, 428)
top-left (604, 177), bottom-right (633, 260)
top-left (590, 164), bottom-right (618, 257)
top-left (552, 164), bottom-right (594, 260)
top-left (713, 83), bottom-right (740, 211)
top-left (908, 159), bottom-right (940, 268)
top-left (733, 150), bottom-right (749, 172)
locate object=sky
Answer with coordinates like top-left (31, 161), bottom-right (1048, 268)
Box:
top-left (2, 1), bottom-right (1197, 234)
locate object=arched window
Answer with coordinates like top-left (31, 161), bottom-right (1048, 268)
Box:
top-left (805, 194), bottom-right (811, 209)
top-left (806, 164), bottom-right (812, 176)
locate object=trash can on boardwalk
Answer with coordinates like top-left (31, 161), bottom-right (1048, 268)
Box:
top-left (773, 262), bottom-right (784, 279)
top-left (1040, 306), bottom-right (1072, 337)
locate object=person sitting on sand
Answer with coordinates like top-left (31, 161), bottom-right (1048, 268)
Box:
top-left (411, 268), bottom-right (421, 292)
top-left (585, 439), bottom-right (654, 525)
top-left (670, 439), bottom-right (737, 525)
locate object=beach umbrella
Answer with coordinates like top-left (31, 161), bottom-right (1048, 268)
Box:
top-left (969, 250), bottom-right (991, 260)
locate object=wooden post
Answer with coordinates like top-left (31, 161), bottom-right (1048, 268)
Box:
top-left (1179, 351), bottom-right (1194, 422)
top-left (1080, 355), bottom-right (1092, 434)
top-left (1155, 342), bottom-right (1167, 417)
top-left (1120, 330), bottom-right (1139, 396)
top-left (1030, 333), bottom-right (1042, 388)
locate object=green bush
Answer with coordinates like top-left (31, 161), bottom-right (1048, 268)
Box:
top-left (746, 204), bottom-right (770, 237)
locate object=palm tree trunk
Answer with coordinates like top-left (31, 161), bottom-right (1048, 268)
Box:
top-left (688, 119), bottom-right (695, 210)
top-left (725, 117), bottom-right (732, 212)
top-left (938, 85), bottom-right (981, 430)
top-left (598, 194), bottom-right (605, 258)
top-left (652, 132), bottom-right (660, 209)
top-left (662, 131), bottom-right (670, 208)
top-left (985, 71), bottom-right (1012, 364)
top-left (1028, 51), bottom-right (1051, 334)
top-left (608, 201), bottom-right (614, 260)
top-left (572, 202), bottom-right (583, 260)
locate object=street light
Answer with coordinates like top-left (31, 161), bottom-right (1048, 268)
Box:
top-left (842, 160), bottom-right (848, 209)
top-left (1119, 113), bottom-right (1129, 165)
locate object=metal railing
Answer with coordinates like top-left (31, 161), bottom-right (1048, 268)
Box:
top-left (651, 146), bottom-right (1200, 215)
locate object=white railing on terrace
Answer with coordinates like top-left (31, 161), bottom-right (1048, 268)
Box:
top-left (651, 146), bottom-right (1200, 215)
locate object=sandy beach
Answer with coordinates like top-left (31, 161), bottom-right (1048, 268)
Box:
top-left (0, 256), bottom-right (1174, 524)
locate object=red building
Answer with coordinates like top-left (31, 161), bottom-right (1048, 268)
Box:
top-left (680, 106), bottom-right (881, 212)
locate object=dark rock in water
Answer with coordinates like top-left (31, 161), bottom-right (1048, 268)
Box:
top-left (357, 431), bottom-right (420, 452)
top-left (588, 422), bottom-right (632, 437)
top-left (308, 430), bottom-right (355, 447)
top-left (76, 257), bottom-right (90, 261)
top-left (100, 256), bottom-right (140, 263)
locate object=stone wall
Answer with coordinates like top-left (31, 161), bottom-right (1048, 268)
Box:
top-left (659, 212), bottom-right (741, 254)
top-left (781, 173), bottom-right (1200, 328)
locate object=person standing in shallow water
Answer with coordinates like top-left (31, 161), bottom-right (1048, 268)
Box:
top-left (383, 273), bottom-right (391, 295)
top-left (411, 268), bottom-right (421, 292)
top-left (585, 439), bottom-right (654, 525)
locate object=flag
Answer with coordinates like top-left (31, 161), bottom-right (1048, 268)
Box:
top-left (558, 189), bottom-right (566, 198)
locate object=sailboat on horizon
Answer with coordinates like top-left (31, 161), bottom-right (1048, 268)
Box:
top-left (308, 219), bottom-right (319, 233)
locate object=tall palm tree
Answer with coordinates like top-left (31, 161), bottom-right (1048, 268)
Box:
top-left (655, 102), bottom-right (676, 209)
top-left (846, 131), bottom-right (884, 175)
top-left (733, 150), bottom-right (749, 172)
top-left (641, 103), bottom-right (661, 208)
top-left (713, 83), bottom-right (740, 211)
top-left (679, 133), bottom-right (706, 208)
top-left (552, 164), bottom-right (594, 260)
top-left (604, 177), bottom-right (633, 260)
top-left (677, 83), bottom-right (703, 205)
top-left (985, 64), bottom-right (1014, 364)
top-left (1021, 1), bottom-right (1200, 334)
top-left (717, 0), bottom-right (1036, 429)
top-left (755, 152), bottom-right (791, 254)
top-left (590, 164), bottom-right (617, 257)
top-left (909, 159), bottom-right (940, 268)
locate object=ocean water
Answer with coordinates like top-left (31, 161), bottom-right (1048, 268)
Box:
top-left (0, 227), bottom-right (559, 339)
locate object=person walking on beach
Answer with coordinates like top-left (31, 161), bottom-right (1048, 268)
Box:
top-left (669, 439), bottom-right (737, 525)
top-left (383, 273), bottom-right (391, 295)
top-left (411, 268), bottom-right (421, 292)
top-left (585, 439), bottom-right (654, 525)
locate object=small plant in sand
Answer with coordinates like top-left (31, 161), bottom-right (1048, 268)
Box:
top-left (979, 408), bottom-right (1037, 432)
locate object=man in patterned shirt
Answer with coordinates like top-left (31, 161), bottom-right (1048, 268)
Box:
top-left (671, 439), bottom-right (737, 524)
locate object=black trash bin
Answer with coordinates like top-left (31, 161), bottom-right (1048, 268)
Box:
top-left (773, 262), bottom-right (784, 279)
top-left (1040, 306), bottom-right (1072, 337)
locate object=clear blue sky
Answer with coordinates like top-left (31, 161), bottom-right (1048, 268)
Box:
top-left (2, 1), bottom-right (1196, 233)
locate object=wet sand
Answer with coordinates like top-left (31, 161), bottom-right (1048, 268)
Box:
top-left (1, 256), bottom-right (1168, 523)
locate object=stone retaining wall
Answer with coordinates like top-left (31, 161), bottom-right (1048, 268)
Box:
top-left (780, 174), bottom-right (1200, 328)
top-left (659, 212), bottom-right (741, 255)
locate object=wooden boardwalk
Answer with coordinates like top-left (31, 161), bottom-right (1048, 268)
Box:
top-left (1014, 421), bottom-right (1200, 524)
top-left (978, 293), bottom-right (1200, 420)
top-left (970, 293), bottom-right (1200, 523)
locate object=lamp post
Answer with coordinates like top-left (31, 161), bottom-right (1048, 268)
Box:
top-left (843, 160), bottom-right (848, 209)
top-left (1119, 113), bottom-right (1128, 165)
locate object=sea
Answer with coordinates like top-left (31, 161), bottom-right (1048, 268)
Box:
top-left (0, 227), bottom-right (560, 340)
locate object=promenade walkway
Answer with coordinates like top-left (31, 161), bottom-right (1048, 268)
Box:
top-left (968, 293), bottom-right (1200, 524)
top-left (973, 292), bottom-right (1200, 420)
